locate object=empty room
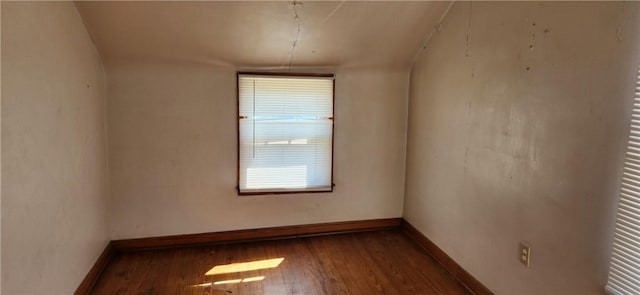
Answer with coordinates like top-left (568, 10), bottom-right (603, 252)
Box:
top-left (3, 1), bottom-right (640, 294)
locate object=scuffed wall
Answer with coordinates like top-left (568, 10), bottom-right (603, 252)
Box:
top-left (404, 2), bottom-right (640, 294)
top-left (106, 63), bottom-right (408, 239)
top-left (2, 2), bottom-right (109, 293)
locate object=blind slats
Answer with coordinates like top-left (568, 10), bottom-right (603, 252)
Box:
top-left (613, 236), bottom-right (640, 259)
top-left (620, 191), bottom-right (640, 204)
top-left (237, 74), bottom-right (334, 194)
top-left (625, 186), bottom-right (640, 199)
top-left (625, 151), bottom-right (640, 162)
top-left (623, 175), bottom-right (640, 188)
top-left (607, 72), bottom-right (640, 295)
top-left (624, 155), bottom-right (640, 165)
top-left (610, 271), bottom-right (640, 294)
top-left (609, 276), bottom-right (638, 295)
top-left (623, 162), bottom-right (640, 172)
top-left (621, 198), bottom-right (640, 212)
top-left (618, 230), bottom-right (640, 246)
top-left (611, 264), bottom-right (640, 287)
top-left (613, 250), bottom-right (640, 273)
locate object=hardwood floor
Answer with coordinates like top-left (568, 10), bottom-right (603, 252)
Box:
top-left (91, 229), bottom-right (471, 295)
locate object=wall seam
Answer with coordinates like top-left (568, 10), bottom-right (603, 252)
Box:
top-left (398, 69), bottom-right (410, 217)
top-left (408, 1), bottom-right (455, 73)
top-left (72, 2), bottom-right (112, 241)
top-left (402, 1), bottom-right (455, 218)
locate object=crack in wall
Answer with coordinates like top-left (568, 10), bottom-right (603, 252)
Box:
top-left (288, 1), bottom-right (303, 70)
top-left (465, 1), bottom-right (473, 58)
top-left (617, 2), bottom-right (625, 41)
top-left (408, 1), bottom-right (455, 71)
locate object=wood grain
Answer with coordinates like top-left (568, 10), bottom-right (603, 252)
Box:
top-left (80, 218), bottom-right (492, 294)
top-left (112, 218), bottom-right (402, 251)
top-left (402, 220), bottom-right (494, 295)
top-left (74, 241), bottom-right (115, 295)
top-left (91, 229), bottom-right (470, 295)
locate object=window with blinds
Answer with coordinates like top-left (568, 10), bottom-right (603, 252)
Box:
top-left (606, 69), bottom-right (640, 295)
top-left (237, 73), bottom-right (334, 195)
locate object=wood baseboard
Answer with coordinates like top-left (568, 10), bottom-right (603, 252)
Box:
top-left (74, 241), bottom-right (115, 295)
top-left (401, 220), bottom-right (493, 295)
top-left (112, 218), bottom-right (403, 251)
top-left (77, 218), bottom-right (491, 295)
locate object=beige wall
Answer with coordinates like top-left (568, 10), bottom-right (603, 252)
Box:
top-left (404, 2), bottom-right (640, 294)
top-left (1, 2), bottom-right (109, 294)
top-left (4, 2), bottom-right (637, 293)
top-left (107, 63), bottom-right (408, 239)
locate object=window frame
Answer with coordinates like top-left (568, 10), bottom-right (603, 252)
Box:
top-left (236, 71), bottom-right (336, 196)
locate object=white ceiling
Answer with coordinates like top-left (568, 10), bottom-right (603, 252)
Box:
top-left (75, 1), bottom-right (451, 69)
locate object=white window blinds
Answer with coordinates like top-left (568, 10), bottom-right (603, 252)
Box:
top-left (607, 69), bottom-right (640, 295)
top-left (237, 74), bottom-right (334, 194)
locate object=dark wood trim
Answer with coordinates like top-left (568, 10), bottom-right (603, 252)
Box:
top-left (401, 220), bottom-right (494, 295)
top-left (78, 219), bottom-right (491, 294)
top-left (238, 71), bottom-right (335, 78)
top-left (330, 76), bottom-right (335, 191)
top-left (74, 241), bottom-right (115, 295)
top-left (237, 188), bottom-right (333, 196)
top-left (112, 218), bottom-right (402, 251)
top-left (235, 72), bottom-right (336, 196)
top-left (236, 72), bottom-right (241, 196)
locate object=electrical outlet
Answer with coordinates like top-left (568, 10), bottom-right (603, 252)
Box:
top-left (519, 243), bottom-right (531, 267)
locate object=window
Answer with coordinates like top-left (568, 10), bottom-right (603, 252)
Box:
top-left (606, 67), bottom-right (640, 294)
top-left (237, 73), bottom-right (334, 195)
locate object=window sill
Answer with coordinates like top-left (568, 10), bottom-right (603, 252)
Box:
top-left (237, 186), bottom-right (334, 196)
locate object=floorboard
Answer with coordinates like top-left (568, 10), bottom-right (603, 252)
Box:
top-left (91, 229), bottom-right (470, 295)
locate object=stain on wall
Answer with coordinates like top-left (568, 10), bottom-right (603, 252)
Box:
top-left (404, 2), bottom-right (640, 294)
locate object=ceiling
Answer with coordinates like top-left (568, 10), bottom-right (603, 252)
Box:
top-left (75, 1), bottom-right (451, 69)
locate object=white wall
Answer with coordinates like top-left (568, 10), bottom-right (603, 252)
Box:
top-left (107, 63), bottom-right (408, 239)
top-left (404, 2), bottom-right (640, 294)
top-left (1, 2), bottom-right (110, 294)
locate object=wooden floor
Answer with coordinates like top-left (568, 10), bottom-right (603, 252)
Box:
top-left (91, 229), bottom-right (470, 295)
